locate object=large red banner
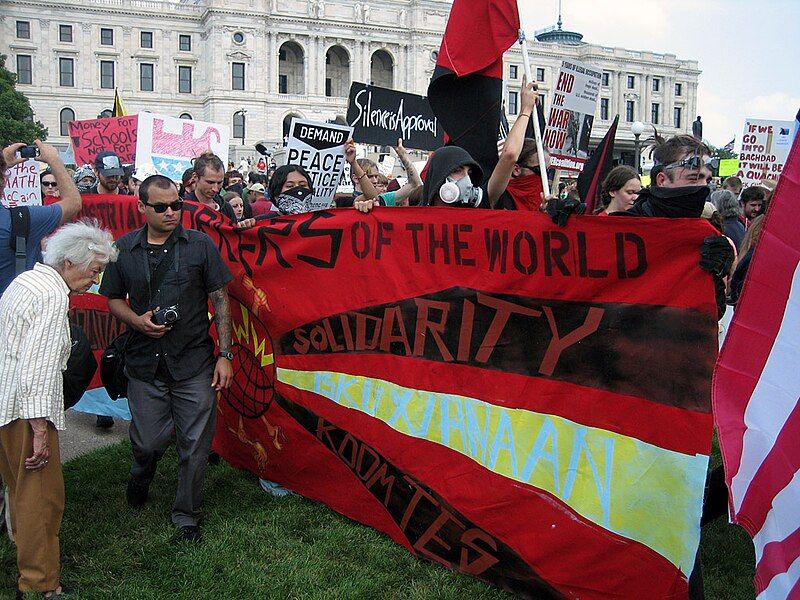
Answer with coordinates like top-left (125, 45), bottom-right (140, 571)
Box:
top-left (73, 195), bottom-right (719, 598)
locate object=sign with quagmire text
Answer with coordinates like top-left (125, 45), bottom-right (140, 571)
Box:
top-left (346, 82), bottom-right (444, 151)
top-left (68, 115), bottom-right (138, 166)
top-left (737, 118), bottom-right (794, 185)
top-left (286, 118), bottom-right (353, 210)
top-left (72, 196), bottom-right (719, 599)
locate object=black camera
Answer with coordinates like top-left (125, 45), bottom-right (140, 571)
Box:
top-left (18, 145), bottom-right (39, 159)
top-left (152, 305), bottom-right (180, 326)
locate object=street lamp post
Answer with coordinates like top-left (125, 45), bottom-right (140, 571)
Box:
top-left (630, 120), bottom-right (645, 175)
top-left (234, 109), bottom-right (247, 155)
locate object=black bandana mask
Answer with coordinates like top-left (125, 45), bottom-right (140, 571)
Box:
top-left (275, 186), bottom-right (314, 215)
top-left (633, 185), bottom-right (710, 218)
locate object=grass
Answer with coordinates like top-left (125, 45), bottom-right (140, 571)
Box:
top-left (1, 441), bottom-right (754, 599)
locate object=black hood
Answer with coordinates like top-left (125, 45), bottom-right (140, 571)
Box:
top-left (422, 146), bottom-right (483, 205)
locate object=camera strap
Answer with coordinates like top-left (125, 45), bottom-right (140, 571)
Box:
top-left (142, 240), bottom-right (181, 308)
top-left (8, 206), bottom-right (30, 277)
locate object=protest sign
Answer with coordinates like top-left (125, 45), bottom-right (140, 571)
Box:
top-left (286, 118), bottom-right (352, 210)
top-left (68, 115), bottom-right (138, 166)
top-left (719, 158), bottom-right (740, 178)
top-left (1, 159), bottom-right (41, 208)
top-left (543, 60), bottom-right (602, 173)
top-left (737, 118), bottom-right (794, 184)
top-left (346, 82), bottom-right (444, 151)
top-left (135, 113), bottom-right (229, 181)
top-left (72, 195), bottom-right (718, 599)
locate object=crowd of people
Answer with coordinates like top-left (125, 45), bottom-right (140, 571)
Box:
top-left (0, 75), bottom-right (779, 597)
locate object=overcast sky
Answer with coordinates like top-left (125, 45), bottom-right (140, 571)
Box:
top-left (519, 0), bottom-right (800, 151)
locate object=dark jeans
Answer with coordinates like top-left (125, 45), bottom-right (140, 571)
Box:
top-left (126, 366), bottom-right (216, 527)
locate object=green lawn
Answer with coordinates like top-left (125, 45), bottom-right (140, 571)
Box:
top-left (2, 442), bottom-right (754, 599)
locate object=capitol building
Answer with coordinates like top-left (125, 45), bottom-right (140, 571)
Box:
top-left (1, 0), bottom-right (700, 167)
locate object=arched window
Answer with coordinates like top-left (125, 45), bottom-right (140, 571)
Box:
top-left (179, 113), bottom-right (193, 120)
top-left (370, 49), bottom-right (394, 88)
top-left (233, 112), bottom-right (246, 142)
top-left (325, 45), bottom-right (350, 97)
top-left (98, 109), bottom-right (113, 119)
top-left (59, 107), bottom-right (75, 136)
top-left (278, 41), bottom-right (305, 94)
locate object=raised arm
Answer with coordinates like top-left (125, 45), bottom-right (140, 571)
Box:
top-left (487, 75), bottom-right (538, 207)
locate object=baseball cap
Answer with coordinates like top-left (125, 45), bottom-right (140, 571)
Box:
top-left (94, 151), bottom-right (124, 177)
top-left (248, 183), bottom-right (266, 194)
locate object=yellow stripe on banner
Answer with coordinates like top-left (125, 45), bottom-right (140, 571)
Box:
top-left (278, 367), bottom-right (708, 573)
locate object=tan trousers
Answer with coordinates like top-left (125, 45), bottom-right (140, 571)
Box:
top-left (0, 419), bottom-right (63, 593)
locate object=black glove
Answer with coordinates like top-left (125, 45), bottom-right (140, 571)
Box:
top-left (546, 197), bottom-right (586, 227)
top-left (699, 236), bottom-right (735, 277)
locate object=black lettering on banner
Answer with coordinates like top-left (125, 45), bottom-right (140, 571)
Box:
top-left (615, 232), bottom-right (647, 279)
top-left (484, 228), bottom-right (509, 274)
top-left (405, 223), bottom-right (424, 263)
top-left (296, 211), bottom-right (343, 269)
top-left (68, 307), bottom-right (126, 352)
top-left (513, 231), bottom-right (537, 275)
top-left (273, 393), bottom-right (564, 599)
top-left (351, 221), bottom-right (371, 259)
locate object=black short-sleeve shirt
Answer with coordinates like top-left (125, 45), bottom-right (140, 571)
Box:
top-left (99, 224), bottom-right (233, 383)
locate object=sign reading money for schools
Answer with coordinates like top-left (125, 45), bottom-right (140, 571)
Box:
top-left (135, 113), bottom-right (229, 181)
top-left (1, 159), bottom-right (41, 208)
top-left (737, 118), bottom-right (795, 184)
top-left (346, 82), bottom-right (444, 151)
top-left (286, 118), bottom-right (353, 210)
top-left (544, 60), bottom-right (602, 173)
top-left (68, 115), bottom-right (138, 166)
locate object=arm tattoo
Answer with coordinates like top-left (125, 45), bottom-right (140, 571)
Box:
top-left (210, 286), bottom-right (233, 352)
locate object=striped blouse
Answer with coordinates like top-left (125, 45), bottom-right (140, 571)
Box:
top-left (0, 263), bottom-right (71, 430)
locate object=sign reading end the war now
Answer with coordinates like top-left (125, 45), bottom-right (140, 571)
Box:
top-left (72, 196), bottom-right (719, 599)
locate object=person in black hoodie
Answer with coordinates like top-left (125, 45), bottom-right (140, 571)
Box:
top-left (421, 146), bottom-right (484, 208)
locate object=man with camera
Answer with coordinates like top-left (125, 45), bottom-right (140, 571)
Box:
top-left (99, 174), bottom-right (233, 543)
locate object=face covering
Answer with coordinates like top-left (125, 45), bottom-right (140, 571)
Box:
top-left (227, 183), bottom-right (244, 195)
top-left (275, 186), bottom-right (314, 215)
top-left (505, 173), bottom-right (544, 211)
top-left (439, 175), bottom-right (483, 207)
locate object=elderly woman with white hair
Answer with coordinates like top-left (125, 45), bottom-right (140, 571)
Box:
top-left (0, 219), bottom-right (117, 599)
top-left (711, 188), bottom-right (745, 250)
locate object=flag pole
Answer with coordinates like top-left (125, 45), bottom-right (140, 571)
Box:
top-left (518, 28), bottom-right (551, 198)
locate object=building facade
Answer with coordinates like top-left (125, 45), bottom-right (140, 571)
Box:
top-left (1, 0), bottom-right (700, 167)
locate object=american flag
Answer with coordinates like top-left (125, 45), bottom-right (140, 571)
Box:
top-left (715, 131), bottom-right (800, 599)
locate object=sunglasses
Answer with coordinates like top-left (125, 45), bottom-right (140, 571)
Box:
top-left (41, 181), bottom-right (58, 187)
top-left (664, 155), bottom-right (718, 171)
top-left (518, 164), bottom-right (543, 176)
top-left (143, 200), bottom-right (184, 213)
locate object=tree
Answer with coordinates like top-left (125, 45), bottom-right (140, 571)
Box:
top-left (708, 143), bottom-right (738, 160)
top-left (0, 54), bottom-right (48, 147)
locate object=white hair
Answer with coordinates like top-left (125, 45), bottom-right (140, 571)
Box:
top-left (43, 219), bottom-right (118, 270)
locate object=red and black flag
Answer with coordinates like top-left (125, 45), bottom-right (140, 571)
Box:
top-left (427, 0), bottom-right (520, 179)
top-left (578, 115), bottom-right (619, 213)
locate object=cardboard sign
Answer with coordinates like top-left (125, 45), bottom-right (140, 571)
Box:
top-left (286, 118), bottom-right (353, 210)
top-left (737, 118), bottom-right (794, 184)
top-left (1, 159), bottom-right (41, 208)
top-left (135, 113), bottom-right (229, 181)
top-left (68, 115), bottom-right (138, 166)
top-left (543, 60), bottom-right (602, 173)
top-left (346, 82), bottom-right (444, 151)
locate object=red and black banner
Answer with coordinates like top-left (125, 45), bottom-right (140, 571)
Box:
top-left (427, 0), bottom-right (521, 179)
top-left (73, 195), bottom-right (719, 598)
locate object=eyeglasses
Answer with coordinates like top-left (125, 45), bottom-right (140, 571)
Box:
top-left (42, 181), bottom-right (58, 187)
top-left (518, 164), bottom-right (542, 176)
top-left (664, 155), bottom-right (717, 171)
top-left (143, 200), bottom-right (184, 213)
